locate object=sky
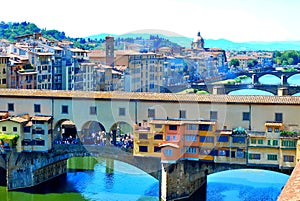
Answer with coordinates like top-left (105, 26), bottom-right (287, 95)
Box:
top-left (1, 0), bottom-right (300, 42)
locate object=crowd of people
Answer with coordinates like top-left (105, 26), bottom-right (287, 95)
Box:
top-left (54, 131), bottom-right (134, 152)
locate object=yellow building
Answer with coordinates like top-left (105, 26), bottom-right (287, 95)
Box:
top-left (0, 116), bottom-right (28, 152)
top-left (133, 121), bottom-right (165, 158)
top-left (119, 52), bottom-right (164, 92)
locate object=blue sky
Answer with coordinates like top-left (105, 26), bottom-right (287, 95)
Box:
top-left (1, 0), bottom-right (299, 42)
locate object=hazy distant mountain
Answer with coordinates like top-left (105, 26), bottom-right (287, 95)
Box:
top-left (87, 31), bottom-right (300, 51)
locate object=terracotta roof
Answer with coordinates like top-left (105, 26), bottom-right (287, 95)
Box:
top-left (1, 89), bottom-right (300, 105)
top-left (159, 143), bottom-right (179, 148)
top-left (277, 161), bottom-right (300, 201)
top-left (61, 120), bottom-right (75, 126)
top-left (0, 112), bottom-right (8, 117)
top-left (265, 122), bottom-right (283, 127)
top-left (31, 116), bottom-right (52, 121)
top-left (0, 117), bottom-right (28, 124)
top-left (150, 119), bottom-right (215, 125)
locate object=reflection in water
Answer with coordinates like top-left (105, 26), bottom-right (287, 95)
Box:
top-left (229, 89), bottom-right (274, 95)
top-left (207, 169), bottom-right (289, 201)
top-left (259, 74), bottom-right (281, 85)
top-left (0, 157), bottom-right (159, 201)
top-left (288, 74), bottom-right (300, 86)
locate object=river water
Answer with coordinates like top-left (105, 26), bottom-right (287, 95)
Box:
top-left (0, 157), bottom-right (289, 201)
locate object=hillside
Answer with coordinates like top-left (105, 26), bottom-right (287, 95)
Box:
top-left (89, 31), bottom-right (300, 51)
top-left (0, 21), bottom-right (102, 50)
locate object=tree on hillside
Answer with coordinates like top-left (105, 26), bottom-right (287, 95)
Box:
top-left (229, 58), bottom-right (240, 67)
top-left (247, 59), bottom-right (258, 68)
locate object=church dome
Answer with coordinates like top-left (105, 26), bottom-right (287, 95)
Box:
top-left (194, 31), bottom-right (204, 43)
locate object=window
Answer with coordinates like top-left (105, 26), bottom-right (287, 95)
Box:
top-left (34, 139), bottom-right (45, 146)
top-left (243, 112), bottom-right (250, 121)
top-left (155, 124), bottom-right (162, 129)
top-left (148, 108), bottom-right (155, 119)
top-left (154, 146), bottom-right (161, 152)
top-left (251, 139), bottom-right (256, 144)
top-left (2, 78), bottom-right (6, 84)
top-left (232, 137), bottom-right (245, 144)
top-left (200, 136), bottom-right (214, 143)
top-left (275, 113), bottom-right (283, 122)
top-left (119, 107), bottom-right (125, 116)
top-left (172, 135), bottom-right (177, 141)
top-left (199, 124), bottom-right (212, 131)
top-left (139, 146), bottom-right (148, 152)
top-left (62, 105), bottom-right (68, 114)
top-left (236, 150), bottom-right (245, 158)
top-left (267, 140), bottom-right (271, 145)
top-left (217, 136), bottom-right (228, 142)
top-left (164, 149), bottom-right (173, 156)
top-left (139, 133), bottom-right (148, 139)
top-left (273, 140), bottom-right (278, 146)
top-left (258, 139), bottom-right (263, 144)
top-left (283, 155), bottom-right (294, 162)
top-left (185, 135), bottom-right (197, 141)
top-left (231, 151), bottom-right (236, 158)
top-left (13, 127), bottom-right (17, 132)
top-left (2, 126), bottom-right (6, 132)
top-left (199, 149), bottom-right (213, 156)
top-left (248, 153), bottom-right (261, 160)
top-left (267, 154), bottom-right (278, 161)
top-left (282, 140), bottom-right (296, 147)
top-left (154, 134), bottom-right (163, 140)
top-left (24, 126), bottom-right (30, 133)
top-left (218, 150), bottom-right (230, 157)
top-left (169, 125), bottom-right (177, 131)
top-left (186, 147), bottom-right (197, 154)
top-left (90, 106), bottom-right (97, 115)
top-left (8, 103), bottom-right (14, 111)
top-left (34, 104), bottom-right (41, 113)
top-left (267, 127), bottom-right (272, 132)
top-left (166, 135), bottom-right (171, 141)
top-left (274, 128), bottom-right (280, 133)
top-left (187, 124), bottom-right (197, 130)
top-left (210, 111), bottom-right (218, 120)
top-left (179, 110), bottom-right (186, 119)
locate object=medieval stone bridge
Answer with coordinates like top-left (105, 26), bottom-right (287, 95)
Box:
top-left (236, 70), bottom-right (300, 80)
top-left (0, 143), bottom-right (292, 201)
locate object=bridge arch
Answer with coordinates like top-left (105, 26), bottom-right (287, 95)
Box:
top-left (81, 121), bottom-right (106, 145)
top-left (53, 119), bottom-right (78, 141)
top-left (109, 121), bottom-right (133, 136)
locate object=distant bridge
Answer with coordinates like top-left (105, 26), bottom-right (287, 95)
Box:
top-left (191, 83), bottom-right (300, 95)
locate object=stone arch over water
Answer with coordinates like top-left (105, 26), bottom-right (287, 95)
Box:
top-left (81, 121), bottom-right (106, 145)
top-left (54, 119), bottom-right (78, 141)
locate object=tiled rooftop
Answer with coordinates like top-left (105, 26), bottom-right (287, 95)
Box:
top-left (277, 162), bottom-right (300, 201)
top-left (1, 89), bottom-right (300, 105)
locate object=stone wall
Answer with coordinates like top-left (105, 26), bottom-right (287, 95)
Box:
top-left (161, 161), bottom-right (214, 201)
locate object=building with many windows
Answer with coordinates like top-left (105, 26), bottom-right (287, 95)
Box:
top-left (120, 52), bottom-right (164, 92)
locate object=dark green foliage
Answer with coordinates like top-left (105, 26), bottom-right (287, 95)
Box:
top-left (274, 50), bottom-right (300, 66)
top-left (230, 58), bottom-right (240, 67)
top-left (0, 21), bottom-right (101, 50)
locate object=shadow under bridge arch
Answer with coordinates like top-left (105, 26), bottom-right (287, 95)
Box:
top-left (54, 119), bottom-right (78, 144)
top-left (81, 121), bottom-right (106, 145)
top-left (109, 121), bottom-right (134, 147)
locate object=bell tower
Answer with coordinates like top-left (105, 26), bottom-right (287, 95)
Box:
top-left (105, 36), bottom-right (114, 67)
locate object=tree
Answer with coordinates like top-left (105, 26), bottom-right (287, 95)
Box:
top-left (247, 59), bottom-right (258, 68)
top-left (229, 58), bottom-right (240, 67)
